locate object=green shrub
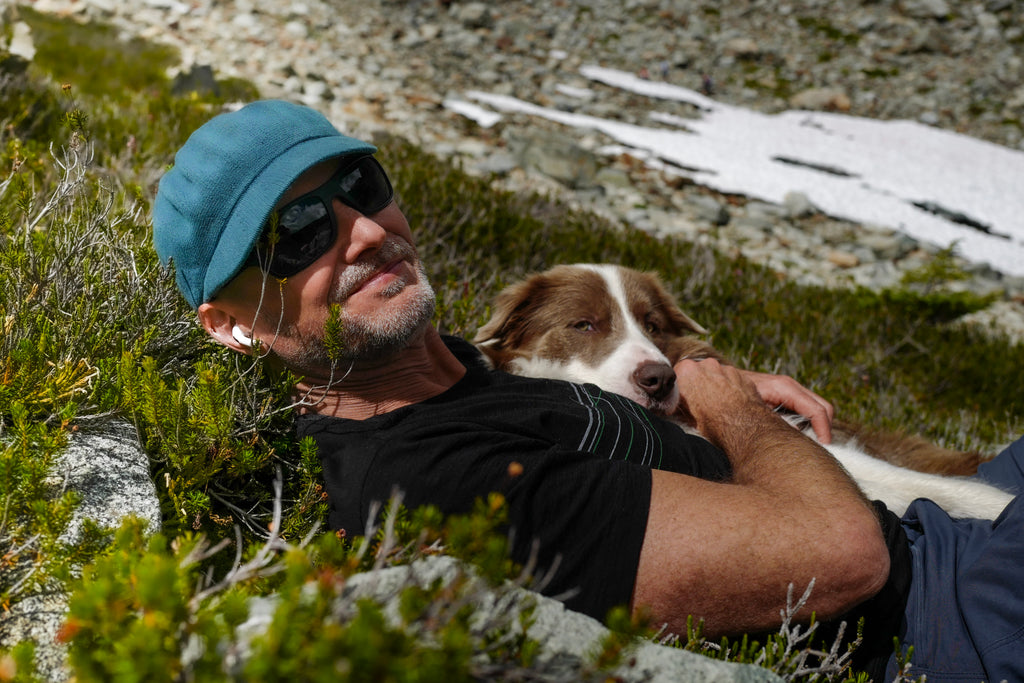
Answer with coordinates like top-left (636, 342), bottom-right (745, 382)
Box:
top-left (63, 496), bottom-right (551, 683)
top-left (16, 5), bottom-right (177, 98)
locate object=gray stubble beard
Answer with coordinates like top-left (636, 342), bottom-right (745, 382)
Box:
top-left (334, 260), bottom-right (436, 362)
top-left (286, 240), bottom-right (437, 373)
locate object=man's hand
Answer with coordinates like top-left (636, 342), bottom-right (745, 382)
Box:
top-left (740, 369), bottom-right (834, 444)
top-left (671, 360), bottom-right (834, 444)
top-left (672, 359), bottom-right (769, 439)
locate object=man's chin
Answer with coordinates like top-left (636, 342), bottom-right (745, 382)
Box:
top-left (340, 303), bottom-right (434, 362)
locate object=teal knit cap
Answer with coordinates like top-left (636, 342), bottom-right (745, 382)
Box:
top-left (153, 100), bottom-right (377, 308)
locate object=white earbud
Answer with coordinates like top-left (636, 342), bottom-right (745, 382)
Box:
top-left (231, 325), bottom-right (253, 348)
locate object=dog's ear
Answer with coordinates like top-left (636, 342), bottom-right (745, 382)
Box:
top-left (665, 303), bottom-right (709, 336)
top-left (474, 272), bottom-right (560, 346)
top-left (474, 278), bottom-right (530, 346)
top-left (641, 270), bottom-right (709, 336)
top-left (474, 275), bottom-right (552, 370)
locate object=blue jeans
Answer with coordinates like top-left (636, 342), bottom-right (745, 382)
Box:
top-left (887, 436), bottom-right (1024, 682)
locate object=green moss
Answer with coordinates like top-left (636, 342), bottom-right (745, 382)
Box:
top-left (796, 16), bottom-right (861, 46)
top-left (17, 5), bottom-right (178, 98)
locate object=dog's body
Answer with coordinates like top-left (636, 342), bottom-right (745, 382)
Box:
top-left (474, 263), bottom-right (1014, 520)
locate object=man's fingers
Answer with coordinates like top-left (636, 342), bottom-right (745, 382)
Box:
top-left (740, 371), bottom-right (835, 444)
top-left (674, 361), bottom-right (836, 444)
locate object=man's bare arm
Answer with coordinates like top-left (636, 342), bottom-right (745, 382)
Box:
top-left (632, 359), bottom-right (888, 637)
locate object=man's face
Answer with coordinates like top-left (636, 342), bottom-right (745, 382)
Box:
top-left (216, 157), bottom-right (436, 376)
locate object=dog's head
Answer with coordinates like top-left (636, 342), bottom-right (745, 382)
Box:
top-left (474, 263), bottom-right (721, 414)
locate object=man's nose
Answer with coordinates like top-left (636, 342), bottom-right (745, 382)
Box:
top-left (333, 198), bottom-right (388, 262)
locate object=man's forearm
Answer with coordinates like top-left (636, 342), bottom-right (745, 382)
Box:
top-left (656, 358), bottom-right (890, 632)
top-left (706, 404), bottom-right (871, 510)
top-left (677, 359), bottom-right (869, 511)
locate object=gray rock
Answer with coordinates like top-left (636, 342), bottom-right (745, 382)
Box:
top-left (734, 214), bottom-right (775, 233)
top-left (509, 130), bottom-right (600, 189)
top-left (7, 21), bottom-right (36, 61)
top-left (900, 0), bottom-right (951, 19)
top-left (595, 166), bottom-right (634, 190)
top-left (723, 37), bottom-right (761, 59)
top-left (451, 2), bottom-right (492, 30)
top-left (849, 260), bottom-right (902, 289)
top-left (725, 222), bottom-right (773, 246)
top-left (1, 422), bottom-right (159, 681)
top-left (783, 191), bottom-right (817, 218)
top-left (1, 593), bottom-right (70, 682)
top-left (957, 300), bottom-right (1024, 345)
top-left (51, 421), bottom-right (161, 543)
top-left (789, 87), bottom-right (851, 112)
top-left (745, 201), bottom-right (788, 220)
top-left (975, 12), bottom-right (1002, 41)
top-left (234, 556), bottom-right (783, 683)
top-left (690, 195), bottom-right (730, 226)
top-left (171, 64), bottom-right (219, 97)
top-left (475, 151), bottom-right (519, 175)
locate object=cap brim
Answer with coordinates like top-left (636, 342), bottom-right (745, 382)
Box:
top-left (203, 135), bottom-right (377, 302)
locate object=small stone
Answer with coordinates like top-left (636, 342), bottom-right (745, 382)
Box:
top-left (283, 19), bottom-right (308, 39)
top-left (828, 250), bottom-right (860, 268)
top-left (859, 232), bottom-right (914, 260)
top-left (723, 37), bottom-right (761, 59)
top-left (789, 87), bottom-right (852, 112)
top-left (476, 152), bottom-right (519, 175)
top-left (690, 195), bottom-right (730, 226)
top-left (595, 167), bottom-right (633, 190)
top-left (745, 201), bottom-right (788, 220)
top-left (976, 12), bottom-right (1002, 41)
top-left (783, 191), bottom-right (817, 218)
top-left (232, 12), bottom-right (258, 29)
top-left (900, 0), bottom-right (951, 19)
top-left (509, 130), bottom-right (600, 189)
top-left (171, 64), bottom-right (219, 96)
top-left (452, 2), bottom-right (492, 29)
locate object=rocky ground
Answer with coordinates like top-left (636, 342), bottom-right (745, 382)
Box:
top-left (14, 0), bottom-right (1024, 339)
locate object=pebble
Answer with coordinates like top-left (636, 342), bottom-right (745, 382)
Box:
top-left (9, 0), bottom-right (1024, 342)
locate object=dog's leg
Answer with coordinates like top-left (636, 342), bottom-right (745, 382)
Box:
top-left (824, 441), bottom-right (1014, 519)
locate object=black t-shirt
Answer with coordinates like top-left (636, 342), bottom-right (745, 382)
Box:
top-left (297, 336), bottom-right (732, 620)
top-left (296, 336), bottom-right (909, 678)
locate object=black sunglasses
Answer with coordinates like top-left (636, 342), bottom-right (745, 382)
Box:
top-left (246, 155), bottom-right (394, 278)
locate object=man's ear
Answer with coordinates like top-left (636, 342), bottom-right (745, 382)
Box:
top-left (197, 302), bottom-right (253, 354)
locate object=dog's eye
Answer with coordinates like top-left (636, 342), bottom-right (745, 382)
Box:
top-left (644, 320), bottom-right (661, 335)
top-left (572, 320), bottom-right (595, 332)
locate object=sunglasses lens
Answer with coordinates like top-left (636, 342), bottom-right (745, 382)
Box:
top-left (246, 156), bottom-right (392, 278)
top-left (278, 197), bottom-right (329, 236)
top-left (261, 199), bottom-right (334, 277)
top-left (339, 157), bottom-right (393, 215)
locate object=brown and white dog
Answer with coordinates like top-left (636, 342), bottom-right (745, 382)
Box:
top-left (473, 263), bottom-right (1014, 520)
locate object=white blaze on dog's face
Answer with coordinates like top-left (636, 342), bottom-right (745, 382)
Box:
top-left (474, 264), bottom-right (711, 414)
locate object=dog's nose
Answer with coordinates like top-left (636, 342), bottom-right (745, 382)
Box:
top-left (633, 362), bottom-right (676, 401)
